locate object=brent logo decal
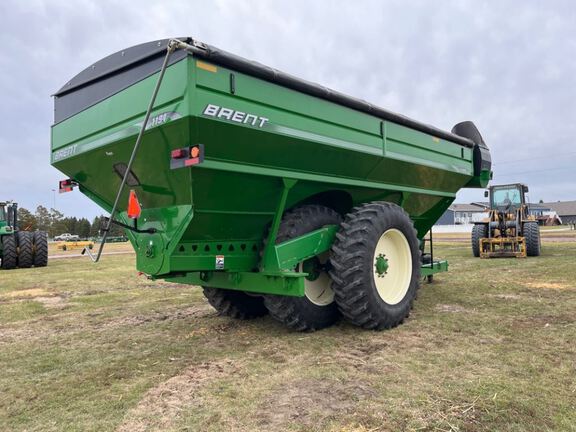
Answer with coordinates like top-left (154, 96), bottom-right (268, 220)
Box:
top-left (203, 104), bottom-right (269, 128)
top-left (53, 144), bottom-right (78, 162)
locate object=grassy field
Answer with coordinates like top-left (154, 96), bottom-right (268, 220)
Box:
top-left (1, 240), bottom-right (575, 431)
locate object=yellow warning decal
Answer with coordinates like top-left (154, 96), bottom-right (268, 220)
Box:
top-left (196, 61), bottom-right (217, 73)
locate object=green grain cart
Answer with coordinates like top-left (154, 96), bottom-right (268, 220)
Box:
top-left (0, 202), bottom-right (48, 269)
top-left (51, 38), bottom-right (491, 331)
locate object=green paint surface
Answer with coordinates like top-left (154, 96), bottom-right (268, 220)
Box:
top-left (51, 54), bottom-right (488, 292)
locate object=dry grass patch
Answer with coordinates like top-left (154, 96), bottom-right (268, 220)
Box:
top-left (0, 242), bottom-right (575, 431)
top-left (524, 281), bottom-right (573, 290)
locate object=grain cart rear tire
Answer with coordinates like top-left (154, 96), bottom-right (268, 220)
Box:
top-left (1, 235), bottom-right (18, 270)
top-left (471, 224), bottom-right (488, 257)
top-left (524, 222), bottom-right (541, 257)
top-left (264, 205), bottom-right (342, 331)
top-left (17, 231), bottom-right (34, 268)
top-left (202, 287), bottom-right (268, 319)
top-left (330, 202), bottom-right (420, 330)
top-left (33, 231), bottom-right (49, 267)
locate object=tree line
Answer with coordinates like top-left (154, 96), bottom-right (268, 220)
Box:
top-left (17, 206), bottom-right (125, 239)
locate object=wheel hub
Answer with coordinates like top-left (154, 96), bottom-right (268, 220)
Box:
top-left (299, 252), bottom-right (335, 306)
top-left (302, 257), bottom-right (321, 281)
top-left (374, 253), bottom-right (389, 277)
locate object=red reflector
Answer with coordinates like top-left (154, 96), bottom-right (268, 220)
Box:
top-left (171, 148), bottom-right (186, 159)
top-left (59, 179), bottom-right (74, 193)
top-left (127, 190), bottom-right (141, 219)
top-left (169, 144), bottom-right (204, 170)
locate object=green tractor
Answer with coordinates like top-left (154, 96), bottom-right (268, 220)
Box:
top-left (0, 202), bottom-right (48, 270)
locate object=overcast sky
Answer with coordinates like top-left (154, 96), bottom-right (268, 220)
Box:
top-left (0, 0), bottom-right (575, 219)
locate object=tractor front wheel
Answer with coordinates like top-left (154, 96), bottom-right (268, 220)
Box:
top-left (263, 205), bottom-right (342, 331)
top-left (203, 288), bottom-right (268, 320)
top-left (330, 202), bottom-right (420, 330)
top-left (1, 235), bottom-right (18, 269)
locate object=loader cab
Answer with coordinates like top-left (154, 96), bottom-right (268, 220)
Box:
top-left (485, 184), bottom-right (528, 211)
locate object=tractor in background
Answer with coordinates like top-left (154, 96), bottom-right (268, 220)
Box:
top-left (471, 184), bottom-right (541, 258)
top-left (0, 201), bottom-right (48, 269)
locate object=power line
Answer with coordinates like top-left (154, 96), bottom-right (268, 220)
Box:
top-left (493, 151), bottom-right (576, 166)
top-left (494, 165), bottom-right (575, 178)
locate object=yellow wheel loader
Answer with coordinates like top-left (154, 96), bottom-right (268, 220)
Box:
top-left (471, 184), bottom-right (541, 258)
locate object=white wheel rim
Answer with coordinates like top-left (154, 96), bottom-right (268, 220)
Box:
top-left (372, 228), bottom-right (412, 305)
top-left (299, 252), bottom-right (334, 306)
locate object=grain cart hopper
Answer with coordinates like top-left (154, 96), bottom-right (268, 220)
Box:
top-left (0, 202), bottom-right (48, 269)
top-left (471, 183), bottom-right (540, 258)
top-left (51, 38), bottom-right (491, 331)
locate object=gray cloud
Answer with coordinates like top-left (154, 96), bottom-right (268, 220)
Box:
top-left (0, 0), bottom-right (575, 218)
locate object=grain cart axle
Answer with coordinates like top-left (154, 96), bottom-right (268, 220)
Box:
top-left (52, 38), bottom-right (491, 331)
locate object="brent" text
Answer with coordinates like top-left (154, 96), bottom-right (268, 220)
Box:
top-left (202, 104), bottom-right (269, 128)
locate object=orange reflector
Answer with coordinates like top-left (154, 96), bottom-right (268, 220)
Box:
top-left (127, 190), bottom-right (141, 219)
top-left (190, 146), bottom-right (200, 158)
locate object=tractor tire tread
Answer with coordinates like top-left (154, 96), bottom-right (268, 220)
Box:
top-left (263, 205), bottom-right (342, 332)
top-left (17, 231), bottom-right (34, 268)
top-left (202, 287), bottom-right (268, 320)
top-left (524, 221), bottom-right (541, 257)
top-left (329, 202), bottom-right (420, 330)
top-left (471, 224), bottom-right (488, 257)
top-left (33, 231), bottom-right (49, 267)
top-left (1, 235), bottom-right (18, 270)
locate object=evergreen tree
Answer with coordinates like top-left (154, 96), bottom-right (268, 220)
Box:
top-left (78, 218), bottom-right (91, 239)
top-left (90, 216), bottom-right (102, 237)
top-left (17, 207), bottom-right (37, 231)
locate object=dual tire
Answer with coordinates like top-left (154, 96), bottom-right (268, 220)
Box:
top-left (0, 231), bottom-right (48, 270)
top-left (1, 235), bottom-right (17, 269)
top-left (204, 203), bottom-right (420, 332)
top-left (330, 202), bottom-right (420, 330)
top-left (262, 205), bottom-right (342, 331)
top-left (33, 231), bottom-right (49, 267)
